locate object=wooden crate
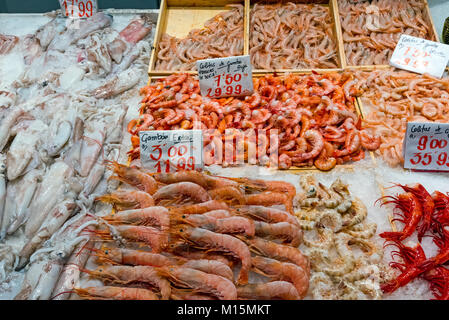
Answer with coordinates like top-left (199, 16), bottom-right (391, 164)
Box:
top-left (339, 0), bottom-right (439, 70)
top-left (148, 0), bottom-right (248, 77)
top-left (249, 0), bottom-right (345, 74)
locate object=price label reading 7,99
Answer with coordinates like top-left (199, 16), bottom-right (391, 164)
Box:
top-left (404, 122), bottom-right (449, 171)
top-left (139, 130), bottom-right (203, 173)
top-left (197, 55), bottom-right (253, 99)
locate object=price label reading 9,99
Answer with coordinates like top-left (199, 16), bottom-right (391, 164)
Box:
top-left (197, 55), bottom-right (253, 99)
top-left (139, 130), bottom-right (203, 173)
top-left (59, 0), bottom-right (98, 18)
top-left (404, 122), bottom-right (449, 171)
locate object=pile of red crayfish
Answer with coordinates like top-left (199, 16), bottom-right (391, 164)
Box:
top-left (379, 183), bottom-right (449, 300)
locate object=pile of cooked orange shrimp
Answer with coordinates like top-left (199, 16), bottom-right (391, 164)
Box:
top-left (155, 4), bottom-right (244, 71)
top-left (339, 0), bottom-right (435, 66)
top-left (64, 161), bottom-right (310, 300)
top-left (250, 3), bottom-right (339, 70)
top-left (353, 70), bottom-right (449, 167)
top-left (128, 73), bottom-right (381, 171)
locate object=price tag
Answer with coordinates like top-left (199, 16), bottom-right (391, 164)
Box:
top-left (197, 55), bottom-right (253, 99)
top-left (139, 130), bottom-right (203, 173)
top-left (59, 0), bottom-right (98, 19)
top-left (404, 122), bottom-right (449, 171)
top-left (390, 34), bottom-right (449, 78)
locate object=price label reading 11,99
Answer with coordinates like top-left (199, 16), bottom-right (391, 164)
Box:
top-left (404, 122), bottom-right (449, 171)
top-left (139, 130), bottom-right (203, 173)
top-left (59, 0), bottom-right (98, 18)
top-left (197, 55), bottom-right (253, 99)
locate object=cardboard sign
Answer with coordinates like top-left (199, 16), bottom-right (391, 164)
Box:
top-left (139, 130), bottom-right (203, 173)
top-left (390, 34), bottom-right (449, 78)
top-left (404, 122), bottom-right (449, 171)
top-left (59, 0), bottom-right (98, 18)
top-left (197, 55), bottom-right (253, 99)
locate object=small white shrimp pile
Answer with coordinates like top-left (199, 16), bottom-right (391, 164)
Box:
top-left (339, 0), bottom-right (435, 66)
top-left (295, 175), bottom-right (385, 300)
top-left (353, 70), bottom-right (449, 167)
top-left (250, 3), bottom-right (339, 70)
top-left (155, 4), bottom-right (244, 71)
top-left (64, 163), bottom-right (310, 300)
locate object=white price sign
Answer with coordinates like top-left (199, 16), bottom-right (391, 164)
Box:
top-left (390, 34), bottom-right (449, 78)
top-left (58, 0), bottom-right (98, 18)
top-left (197, 55), bottom-right (254, 99)
top-left (404, 122), bottom-right (449, 171)
top-left (139, 130), bottom-right (203, 173)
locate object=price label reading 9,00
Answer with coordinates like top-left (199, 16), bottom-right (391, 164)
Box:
top-left (139, 130), bottom-right (203, 173)
top-left (404, 122), bottom-right (449, 171)
top-left (59, 0), bottom-right (97, 18)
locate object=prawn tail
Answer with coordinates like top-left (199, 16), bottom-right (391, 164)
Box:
top-left (379, 231), bottom-right (403, 240)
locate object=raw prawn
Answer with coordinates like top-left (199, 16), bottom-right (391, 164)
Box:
top-left (237, 281), bottom-right (300, 300)
top-left (251, 256), bottom-right (309, 299)
top-left (95, 190), bottom-right (155, 210)
top-left (156, 266), bottom-right (237, 300)
top-left (170, 225), bottom-right (251, 284)
top-left (106, 161), bottom-right (158, 195)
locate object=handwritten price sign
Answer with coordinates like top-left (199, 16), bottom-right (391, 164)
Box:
top-left (390, 34), bottom-right (449, 78)
top-left (59, 0), bottom-right (97, 18)
top-left (404, 122), bottom-right (449, 171)
top-left (197, 55), bottom-right (253, 99)
top-left (139, 130), bottom-right (203, 173)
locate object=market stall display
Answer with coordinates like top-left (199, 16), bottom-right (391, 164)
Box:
top-left (0, 0), bottom-right (448, 301)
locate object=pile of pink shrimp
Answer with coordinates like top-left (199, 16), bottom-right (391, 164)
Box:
top-left (128, 73), bottom-right (381, 171)
top-left (352, 69), bottom-right (449, 167)
top-left (250, 3), bottom-right (339, 70)
top-left (155, 4), bottom-right (243, 71)
top-left (67, 162), bottom-right (310, 300)
top-left (339, 0), bottom-right (435, 66)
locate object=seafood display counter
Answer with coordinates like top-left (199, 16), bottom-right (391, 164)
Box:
top-left (1, 0), bottom-right (449, 302)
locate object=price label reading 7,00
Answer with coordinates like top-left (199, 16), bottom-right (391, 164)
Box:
top-left (139, 130), bottom-right (203, 173)
top-left (59, 0), bottom-right (97, 18)
top-left (404, 122), bottom-right (449, 171)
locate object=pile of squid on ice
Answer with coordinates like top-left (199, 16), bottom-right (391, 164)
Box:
top-left (18, 163), bottom-right (311, 300)
top-left (128, 72), bottom-right (381, 171)
top-left (0, 11), bottom-right (155, 296)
